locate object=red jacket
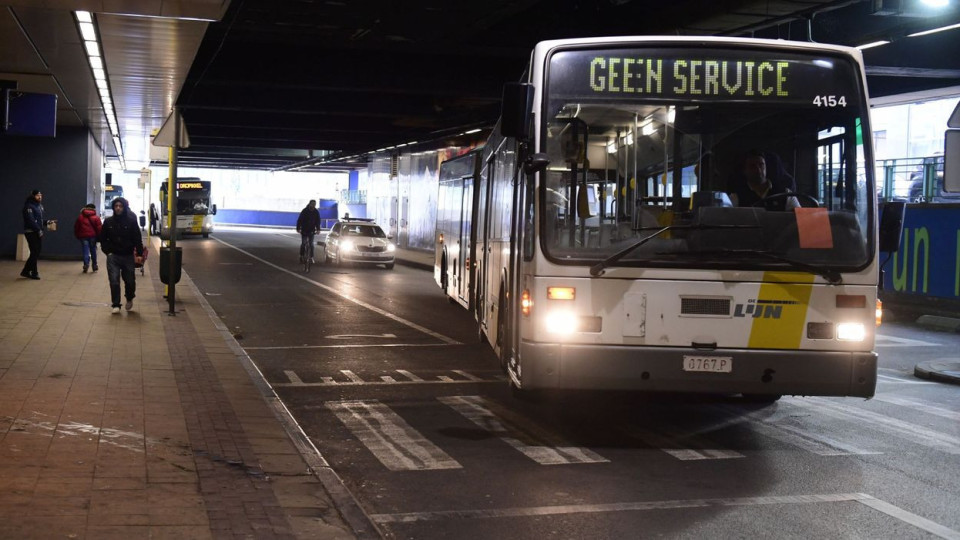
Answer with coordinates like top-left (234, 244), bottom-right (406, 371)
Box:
top-left (74, 208), bottom-right (103, 239)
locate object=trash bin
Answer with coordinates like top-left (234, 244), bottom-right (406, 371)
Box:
top-left (159, 246), bottom-right (182, 285)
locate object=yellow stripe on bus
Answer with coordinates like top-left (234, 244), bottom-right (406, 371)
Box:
top-left (748, 272), bottom-right (815, 350)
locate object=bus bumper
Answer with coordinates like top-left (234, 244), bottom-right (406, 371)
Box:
top-left (518, 341), bottom-right (877, 398)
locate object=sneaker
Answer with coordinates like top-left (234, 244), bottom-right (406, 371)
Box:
top-left (83, 265), bottom-right (89, 273)
top-left (28, 273), bottom-right (40, 280)
top-left (111, 307), bottom-right (121, 314)
top-left (92, 264), bottom-right (99, 272)
top-left (125, 299), bottom-right (134, 312)
top-left (20, 270), bottom-right (30, 278)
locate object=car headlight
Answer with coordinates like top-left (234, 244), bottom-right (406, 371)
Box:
top-left (836, 322), bottom-right (865, 341)
top-left (544, 310), bottom-right (577, 334)
top-left (341, 240), bottom-right (355, 252)
top-left (387, 243), bottom-right (396, 252)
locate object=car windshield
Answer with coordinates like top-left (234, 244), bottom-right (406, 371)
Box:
top-left (541, 46), bottom-right (874, 272)
top-left (342, 224), bottom-right (385, 238)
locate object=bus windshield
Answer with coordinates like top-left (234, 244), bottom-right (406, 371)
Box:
top-left (541, 46), bottom-right (873, 272)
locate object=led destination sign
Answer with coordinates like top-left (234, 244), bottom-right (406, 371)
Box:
top-left (548, 48), bottom-right (860, 105)
top-left (176, 182), bottom-right (206, 190)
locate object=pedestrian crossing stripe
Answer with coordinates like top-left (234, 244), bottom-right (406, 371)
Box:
top-left (277, 369), bottom-right (504, 386)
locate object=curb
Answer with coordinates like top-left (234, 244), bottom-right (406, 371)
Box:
top-left (915, 315), bottom-right (960, 333)
top-left (395, 257), bottom-right (433, 272)
top-left (914, 360), bottom-right (960, 385)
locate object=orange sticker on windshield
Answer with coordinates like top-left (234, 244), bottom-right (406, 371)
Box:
top-left (795, 208), bottom-right (833, 249)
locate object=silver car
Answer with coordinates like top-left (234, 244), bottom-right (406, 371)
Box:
top-left (322, 219), bottom-right (396, 269)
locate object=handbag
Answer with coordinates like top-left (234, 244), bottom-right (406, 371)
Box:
top-left (134, 246), bottom-right (148, 267)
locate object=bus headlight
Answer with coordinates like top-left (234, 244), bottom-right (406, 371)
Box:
top-left (544, 310), bottom-right (577, 334)
top-left (341, 240), bottom-right (355, 252)
top-left (836, 322), bottom-right (866, 341)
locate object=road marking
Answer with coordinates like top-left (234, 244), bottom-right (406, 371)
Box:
top-left (877, 373), bottom-right (935, 385)
top-left (371, 492), bottom-right (960, 538)
top-left (396, 369), bottom-right (424, 382)
top-left (791, 397), bottom-right (960, 455)
top-left (858, 496), bottom-right (960, 540)
top-left (875, 334), bottom-right (940, 347)
top-left (214, 237), bottom-right (460, 345)
top-left (341, 370), bottom-right (364, 383)
top-left (624, 424), bottom-right (744, 461)
top-left (244, 343), bottom-right (454, 350)
top-left (872, 395), bottom-right (960, 422)
top-left (327, 333), bottom-right (397, 340)
top-left (274, 369), bottom-right (502, 387)
top-left (325, 400), bottom-right (461, 471)
top-left (711, 405), bottom-right (879, 456)
top-left (439, 395), bottom-right (608, 465)
top-left (453, 370), bottom-right (483, 382)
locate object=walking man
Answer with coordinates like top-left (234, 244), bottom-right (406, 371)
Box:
top-left (20, 190), bottom-right (45, 280)
top-left (74, 203), bottom-right (102, 273)
top-left (99, 197), bottom-right (144, 314)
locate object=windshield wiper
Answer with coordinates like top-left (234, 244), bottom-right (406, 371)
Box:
top-left (588, 224), bottom-right (760, 277)
top-left (669, 249), bottom-right (843, 285)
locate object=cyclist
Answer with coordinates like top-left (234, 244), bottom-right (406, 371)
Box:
top-left (296, 199), bottom-right (321, 264)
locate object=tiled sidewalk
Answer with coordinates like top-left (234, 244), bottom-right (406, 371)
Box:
top-left (0, 251), bottom-right (358, 539)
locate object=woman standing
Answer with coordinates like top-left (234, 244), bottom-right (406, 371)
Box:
top-left (20, 190), bottom-right (45, 280)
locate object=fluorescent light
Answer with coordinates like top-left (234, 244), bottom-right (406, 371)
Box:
top-left (79, 22), bottom-right (96, 41)
top-left (93, 67), bottom-right (106, 81)
top-left (856, 40), bottom-right (890, 50)
top-left (667, 107), bottom-right (676, 123)
top-left (113, 136), bottom-right (122, 150)
top-left (84, 40), bottom-right (100, 56)
top-left (88, 56), bottom-right (103, 70)
top-left (464, 128), bottom-right (481, 134)
top-left (908, 22), bottom-right (960, 37)
top-left (920, 0), bottom-right (949, 6)
top-left (76, 11), bottom-right (92, 23)
top-left (96, 78), bottom-right (108, 90)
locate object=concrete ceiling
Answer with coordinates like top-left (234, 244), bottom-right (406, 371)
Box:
top-left (2, 0), bottom-right (960, 172)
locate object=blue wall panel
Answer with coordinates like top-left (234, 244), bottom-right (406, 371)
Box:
top-left (880, 204), bottom-right (960, 309)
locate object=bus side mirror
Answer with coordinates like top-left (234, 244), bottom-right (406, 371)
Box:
top-left (500, 83), bottom-right (534, 140)
top-left (879, 201), bottom-right (906, 253)
top-left (211, 204), bottom-right (217, 215)
top-left (943, 129), bottom-right (960, 193)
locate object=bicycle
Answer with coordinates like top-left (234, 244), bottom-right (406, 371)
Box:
top-left (300, 231), bottom-right (316, 273)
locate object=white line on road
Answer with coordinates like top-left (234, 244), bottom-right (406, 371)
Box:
top-left (439, 395), bottom-right (608, 465)
top-left (370, 492), bottom-right (960, 539)
top-left (625, 424), bottom-right (744, 461)
top-left (341, 370), bottom-right (364, 383)
top-left (326, 400), bottom-right (461, 471)
top-left (875, 334), bottom-right (941, 347)
top-left (283, 370), bottom-right (303, 384)
top-left (396, 369), bottom-right (424, 382)
top-left (877, 373), bottom-right (935, 385)
top-left (452, 370), bottom-right (483, 382)
top-left (791, 397), bottom-right (960, 455)
top-left (872, 395), bottom-right (960, 422)
top-left (244, 343), bottom-right (454, 350)
top-left (214, 237), bottom-right (460, 345)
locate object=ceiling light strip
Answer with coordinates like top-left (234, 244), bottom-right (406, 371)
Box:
top-left (74, 10), bottom-right (123, 164)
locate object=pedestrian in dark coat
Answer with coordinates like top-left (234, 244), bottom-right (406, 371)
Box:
top-left (74, 203), bottom-right (103, 273)
top-left (20, 190), bottom-right (45, 280)
top-left (99, 197), bottom-right (144, 313)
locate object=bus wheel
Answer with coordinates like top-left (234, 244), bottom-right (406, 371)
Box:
top-left (203, 233), bottom-right (209, 238)
top-left (741, 393), bottom-right (782, 403)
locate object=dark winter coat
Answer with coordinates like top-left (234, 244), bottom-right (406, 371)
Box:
top-left (99, 197), bottom-right (144, 256)
top-left (74, 208), bottom-right (103, 239)
top-left (296, 205), bottom-right (321, 234)
top-left (23, 196), bottom-right (45, 233)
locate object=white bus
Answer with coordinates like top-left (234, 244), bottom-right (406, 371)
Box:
top-left (436, 36), bottom-right (905, 401)
top-left (159, 178), bottom-right (217, 238)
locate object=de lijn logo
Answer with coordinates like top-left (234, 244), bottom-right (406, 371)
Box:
top-left (733, 298), bottom-right (800, 319)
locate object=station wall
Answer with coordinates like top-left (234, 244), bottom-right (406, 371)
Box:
top-left (0, 126), bottom-right (102, 259)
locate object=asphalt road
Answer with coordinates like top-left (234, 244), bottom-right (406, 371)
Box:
top-left (181, 228), bottom-right (960, 540)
